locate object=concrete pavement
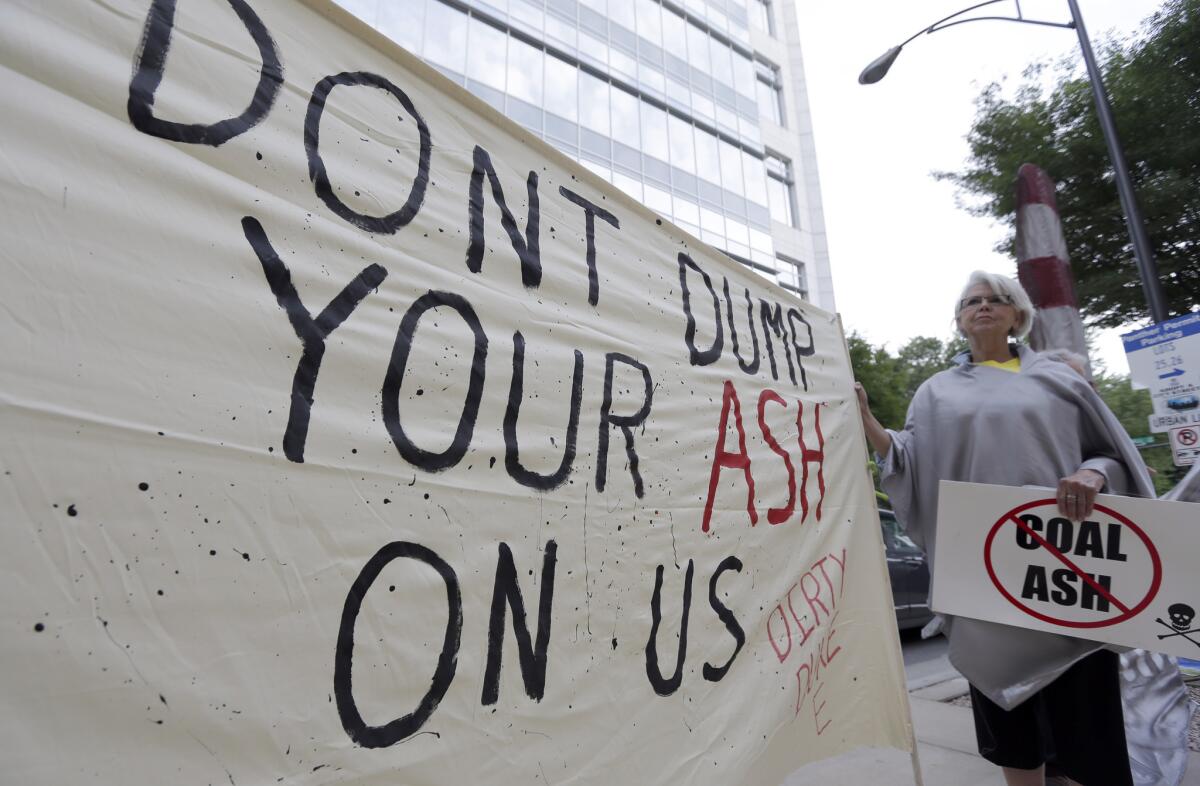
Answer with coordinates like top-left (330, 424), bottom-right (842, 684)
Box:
top-left (784, 674), bottom-right (1200, 785)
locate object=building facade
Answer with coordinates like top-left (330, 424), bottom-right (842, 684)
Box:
top-left (334, 0), bottom-right (834, 310)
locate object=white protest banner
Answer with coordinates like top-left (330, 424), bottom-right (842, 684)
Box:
top-left (0, 1), bottom-right (911, 783)
top-left (933, 481), bottom-right (1200, 658)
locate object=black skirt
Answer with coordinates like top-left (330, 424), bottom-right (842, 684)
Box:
top-left (969, 649), bottom-right (1132, 786)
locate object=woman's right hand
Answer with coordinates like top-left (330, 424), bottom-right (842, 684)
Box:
top-left (854, 382), bottom-right (870, 413)
top-left (854, 381), bottom-right (893, 457)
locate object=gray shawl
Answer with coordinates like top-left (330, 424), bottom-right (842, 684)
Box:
top-left (880, 344), bottom-right (1156, 709)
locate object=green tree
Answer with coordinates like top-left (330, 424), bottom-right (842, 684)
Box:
top-left (897, 334), bottom-right (969, 400)
top-left (846, 333), bottom-right (907, 430)
top-left (848, 333), bottom-right (966, 430)
top-left (938, 0), bottom-right (1199, 328)
top-left (1093, 373), bottom-right (1177, 495)
top-left (849, 333), bottom-right (965, 505)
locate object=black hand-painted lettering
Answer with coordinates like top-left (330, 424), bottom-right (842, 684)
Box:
top-left (645, 560), bottom-right (694, 697)
top-left (596, 353), bottom-right (653, 497)
top-left (723, 279), bottom-right (760, 374)
top-left (128, 0), bottom-right (282, 145)
top-left (305, 72), bottom-right (431, 234)
top-left (242, 216), bottom-right (387, 463)
top-left (703, 556), bottom-right (745, 682)
top-left (504, 333), bottom-right (583, 490)
top-left (557, 186), bottom-right (620, 306)
top-left (382, 291), bottom-right (488, 472)
top-left (787, 308), bottom-right (814, 391)
top-left (677, 253), bottom-right (723, 366)
top-left (482, 541), bottom-right (558, 705)
top-left (334, 541), bottom-right (462, 748)
top-left (466, 146), bottom-right (541, 288)
top-left (760, 300), bottom-right (797, 386)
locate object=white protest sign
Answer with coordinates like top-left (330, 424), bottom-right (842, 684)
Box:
top-left (933, 482), bottom-right (1200, 658)
top-left (1123, 312), bottom-right (1200, 418)
top-left (0, 1), bottom-right (911, 783)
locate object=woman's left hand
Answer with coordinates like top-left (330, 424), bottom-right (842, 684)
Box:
top-left (1056, 469), bottom-right (1106, 520)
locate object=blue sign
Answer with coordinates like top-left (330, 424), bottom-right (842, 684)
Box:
top-left (1122, 312), bottom-right (1200, 352)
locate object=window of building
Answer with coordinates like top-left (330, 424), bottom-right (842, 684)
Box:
top-left (544, 53), bottom-right (579, 123)
top-left (545, 4), bottom-right (578, 50)
top-left (775, 254), bottom-right (807, 298)
top-left (392, 0), bottom-right (792, 260)
top-left (635, 0), bottom-right (663, 50)
top-left (640, 102), bottom-right (669, 164)
top-left (507, 37), bottom-right (544, 107)
top-left (643, 181), bottom-right (672, 217)
top-left (725, 217), bottom-right (750, 258)
top-left (579, 70), bottom-right (611, 144)
top-left (467, 16), bottom-right (508, 92)
top-left (610, 86), bottom-right (641, 147)
top-left (609, 0), bottom-right (636, 34)
top-left (509, 0), bottom-right (545, 34)
top-left (378, 1), bottom-right (421, 55)
top-left (732, 52), bottom-right (756, 100)
top-left (668, 115), bottom-right (696, 175)
top-left (741, 149), bottom-right (768, 209)
top-left (694, 127), bottom-right (721, 186)
top-left (686, 25), bottom-right (711, 75)
top-left (578, 29), bottom-right (608, 67)
top-left (756, 79), bottom-right (781, 126)
top-left (727, 1), bottom-right (751, 46)
top-left (756, 60), bottom-right (785, 127)
top-left (673, 195), bottom-right (700, 229)
top-left (748, 226), bottom-right (774, 267)
top-left (613, 170), bottom-right (643, 202)
top-left (423, 1), bottom-right (468, 76)
top-left (662, 8), bottom-right (689, 75)
top-left (707, 5), bottom-right (729, 36)
top-left (751, 0), bottom-right (775, 36)
top-left (718, 139), bottom-right (744, 198)
top-left (709, 39), bottom-right (734, 89)
top-left (765, 153), bottom-right (797, 227)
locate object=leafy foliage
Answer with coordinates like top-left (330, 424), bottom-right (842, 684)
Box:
top-left (847, 332), bottom-right (966, 430)
top-left (848, 333), bottom-right (966, 504)
top-left (1093, 373), bottom-right (1178, 495)
top-left (938, 0), bottom-right (1200, 328)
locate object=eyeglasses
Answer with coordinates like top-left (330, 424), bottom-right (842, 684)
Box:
top-left (958, 294), bottom-right (1013, 312)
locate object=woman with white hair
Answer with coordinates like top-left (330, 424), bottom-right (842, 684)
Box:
top-left (856, 271), bottom-right (1156, 786)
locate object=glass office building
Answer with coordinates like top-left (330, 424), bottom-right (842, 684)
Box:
top-left (334, 0), bottom-right (834, 309)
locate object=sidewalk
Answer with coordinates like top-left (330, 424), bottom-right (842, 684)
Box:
top-left (785, 675), bottom-right (1200, 785)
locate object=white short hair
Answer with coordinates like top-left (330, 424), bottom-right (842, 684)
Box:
top-left (956, 270), bottom-right (1035, 340)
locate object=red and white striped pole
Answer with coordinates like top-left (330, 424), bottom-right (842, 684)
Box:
top-left (1014, 163), bottom-right (1090, 375)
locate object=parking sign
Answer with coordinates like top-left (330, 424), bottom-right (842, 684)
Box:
top-left (1123, 313), bottom-right (1200, 419)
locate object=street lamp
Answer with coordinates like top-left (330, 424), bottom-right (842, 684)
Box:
top-left (859, 0), bottom-right (1170, 325)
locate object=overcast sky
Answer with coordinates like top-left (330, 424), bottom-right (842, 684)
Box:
top-left (794, 0), bottom-right (1162, 373)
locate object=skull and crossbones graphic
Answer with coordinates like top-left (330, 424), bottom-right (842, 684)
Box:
top-left (1156, 603), bottom-right (1200, 647)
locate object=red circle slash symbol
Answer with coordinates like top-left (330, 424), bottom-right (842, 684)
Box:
top-left (1179, 428), bottom-right (1198, 447)
top-left (982, 499), bottom-right (1161, 629)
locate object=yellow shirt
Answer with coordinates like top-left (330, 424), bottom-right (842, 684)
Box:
top-left (979, 357), bottom-right (1021, 373)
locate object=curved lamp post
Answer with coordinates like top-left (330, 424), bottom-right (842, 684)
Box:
top-left (860, 0), bottom-right (1169, 325)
